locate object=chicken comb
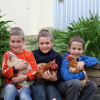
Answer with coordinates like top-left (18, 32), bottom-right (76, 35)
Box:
top-left (66, 54), bottom-right (69, 59)
top-left (53, 59), bottom-right (55, 63)
top-left (51, 59), bottom-right (55, 69)
top-left (8, 50), bottom-right (11, 59)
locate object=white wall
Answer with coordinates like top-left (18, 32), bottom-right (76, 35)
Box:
top-left (0, 0), bottom-right (53, 36)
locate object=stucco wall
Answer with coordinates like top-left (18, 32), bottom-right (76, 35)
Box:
top-left (0, 0), bottom-right (53, 36)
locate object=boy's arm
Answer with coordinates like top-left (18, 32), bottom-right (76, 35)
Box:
top-left (25, 53), bottom-right (37, 81)
top-left (81, 55), bottom-right (99, 68)
top-left (2, 52), bottom-right (17, 78)
top-left (61, 53), bottom-right (85, 81)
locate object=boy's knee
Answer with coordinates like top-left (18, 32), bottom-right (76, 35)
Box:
top-left (4, 84), bottom-right (17, 97)
top-left (5, 84), bottom-right (16, 91)
top-left (47, 83), bottom-right (55, 90)
top-left (70, 79), bottom-right (81, 88)
top-left (63, 79), bottom-right (81, 91)
top-left (88, 81), bottom-right (97, 90)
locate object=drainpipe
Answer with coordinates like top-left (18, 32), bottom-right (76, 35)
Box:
top-left (25, 0), bottom-right (28, 36)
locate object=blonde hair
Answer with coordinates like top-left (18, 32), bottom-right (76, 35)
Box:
top-left (38, 29), bottom-right (53, 41)
top-left (9, 27), bottom-right (24, 40)
top-left (69, 36), bottom-right (85, 49)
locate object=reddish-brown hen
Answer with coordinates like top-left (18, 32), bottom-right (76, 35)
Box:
top-left (66, 54), bottom-right (89, 88)
top-left (37, 59), bottom-right (58, 85)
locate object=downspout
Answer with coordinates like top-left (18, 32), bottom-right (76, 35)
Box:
top-left (25, 0), bottom-right (28, 35)
top-left (38, 0), bottom-right (41, 31)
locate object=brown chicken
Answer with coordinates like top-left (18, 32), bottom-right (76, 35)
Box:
top-left (66, 54), bottom-right (89, 88)
top-left (36, 59), bottom-right (58, 85)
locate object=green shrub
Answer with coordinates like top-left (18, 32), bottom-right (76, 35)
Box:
top-left (25, 10), bottom-right (100, 62)
top-left (0, 10), bottom-right (13, 86)
top-left (25, 36), bottom-right (38, 51)
top-left (25, 29), bottom-right (64, 53)
top-left (54, 10), bottom-right (100, 62)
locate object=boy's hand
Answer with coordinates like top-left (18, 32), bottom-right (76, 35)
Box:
top-left (77, 61), bottom-right (86, 71)
top-left (43, 70), bottom-right (57, 81)
top-left (37, 63), bottom-right (46, 70)
top-left (12, 74), bottom-right (28, 83)
top-left (14, 59), bottom-right (28, 70)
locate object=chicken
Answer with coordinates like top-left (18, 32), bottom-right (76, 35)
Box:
top-left (36, 59), bottom-right (58, 85)
top-left (7, 51), bottom-right (34, 88)
top-left (66, 54), bottom-right (89, 88)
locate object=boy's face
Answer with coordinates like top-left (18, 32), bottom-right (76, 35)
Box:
top-left (38, 36), bottom-right (54, 53)
top-left (68, 41), bottom-right (84, 59)
top-left (9, 35), bottom-right (25, 53)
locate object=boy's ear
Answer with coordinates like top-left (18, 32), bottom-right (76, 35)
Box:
top-left (23, 39), bottom-right (25, 44)
top-left (8, 38), bottom-right (11, 44)
top-left (82, 48), bottom-right (85, 53)
top-left (51, 40), bottom-right (54, 46)
top-left (68, 46), bottom-right (70, 51)
top-left (38, 41), bottom-right (39, 46)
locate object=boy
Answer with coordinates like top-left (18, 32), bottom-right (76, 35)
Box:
top-left (57, 36), bottom-right (99, 100)
top-left (31, 29), bottom-right (63, 100)
top-left (2, 27), bottom-right (37, 100)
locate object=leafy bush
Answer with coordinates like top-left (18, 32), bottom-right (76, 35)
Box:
top-left (52, 29), bottom-right (68, 55)
top-left (0, 10), bottom-right (13, 71)
top-left (0, 10), bottom-right (13, 87)
top-left (25, 29), bottom-right (64, 53)
top-left (25, 36), bottom-right (38, 51)
top-left (54, 10), bottom-right (100, 62)
top-left (25, 10), bottom-right (100, 62)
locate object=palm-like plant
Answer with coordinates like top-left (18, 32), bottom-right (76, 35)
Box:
top-left (54, 10), bottom-right (100, 62)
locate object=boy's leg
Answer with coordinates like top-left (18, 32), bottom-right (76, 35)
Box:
top-left (46, 83), bottom-right (62, 100)
top-left (57, 79), bottom-right (81, 100)
top-left (19, 87), bottom-right (32, 100)
top-left (79, 81), bottom-right (97, 100)
top-left (31, 82), bottom-right (46, 100)
top-left (4, 84), bottom-right (18, 100)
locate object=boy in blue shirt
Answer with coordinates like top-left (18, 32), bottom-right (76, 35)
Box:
top-left (31, 29), bottom-right (63, 100)
top-left (57, 36), bottom-right (99, 100)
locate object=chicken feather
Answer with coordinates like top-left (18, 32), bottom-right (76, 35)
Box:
top-left (7, 51), bottom-right (34, 88)
top-left (66, 54), bottom-right (89, 89)
top-left (36, 59), bottom-right (58, 85)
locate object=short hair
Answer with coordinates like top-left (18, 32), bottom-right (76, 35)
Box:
top-left (9, 27), bottom-right (24, 40)
top-left (69, 36), bottom-right (85, 49)
top-left (38, 29), bottom-right (53, 41)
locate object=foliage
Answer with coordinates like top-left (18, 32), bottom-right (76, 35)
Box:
top-left (25, 36), bottom-right (38, 51)
top-left (0, 10), bottom-right (13, 71)
top-left (54, 10), bottom-right (100, 62)
top-left (25, 29), bottom-right (64, 53)
top-left (52, 29), bottom-right (68, 55)
top-left (25, 10), bottom-right (100, 62)
top-left (0, 10), bottom-right (13, 87)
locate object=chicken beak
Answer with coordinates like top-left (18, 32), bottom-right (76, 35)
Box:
top-left (8, 56), bottom-right (11, 61)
